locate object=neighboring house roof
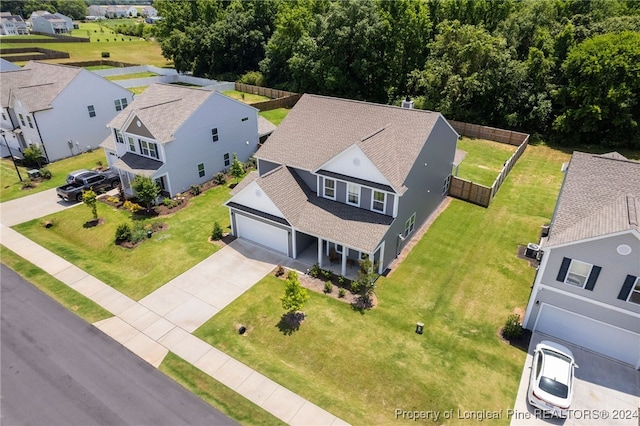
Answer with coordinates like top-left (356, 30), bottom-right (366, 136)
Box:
top-left (546, 151), bottom-right (640, 246)
top-left (0, 58), bottom-right (21, 72)
top-left (229, 166), bottom-right (394, 253)
top-left (256, 94), bottom-right (450, 194)
top-left (258, 116), bottom-right (277, 137)
top-left (107, 83), bottom-right (254, 144)
top-left (0, 61), bottom-right (81, 112)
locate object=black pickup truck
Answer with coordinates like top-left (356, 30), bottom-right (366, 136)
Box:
top-left (56, 169), bottom-right (120, 202)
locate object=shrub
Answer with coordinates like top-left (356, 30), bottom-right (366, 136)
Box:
top-left (115, 222), bottom-right (132, 242)
top-left (502, 314), bottom-right (523, 340)
top-left (275, 265), bottom-right (285, 277)
top-left (245, 156), bottom-right (257, 170)
top-left (190, 184), bottom-right (201, 196)
top-left (23, 144), bottom-right (44, 168)
top-left (214, 172), bottom-right (226, 185)
top-left (38, 168), bottom-right (52, 179)
top-left (21, 180), bottom-right (35, 189)
top-left (321, 269), bottom-right (332, 280)
top-left (107, 196), bottom-right (120, 204)
top-left (238, 70), bottom-right (264, 86)
top-left (309, 263), bottom-right (320, 278)
top-left (210, 221), bottom-right (224, 240)
top-left (123, 200), bottom-right (141, 213)
top-left (323, 281), bottom-right (333, 294)
top-left (130, 222), bottom-right (148, 243)
top-left (338, 288), bottom-right (346, 298)
top-left (338, 275), bottom-right (346, 286)
top-left (162, 197), bottom-right (177, 208)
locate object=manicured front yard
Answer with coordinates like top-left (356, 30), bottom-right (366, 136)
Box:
top-left (13, 182), bottom-right (234, 300)
top-left (0, 150), bottom-right (107, 203)
top-left (455, 137), bottom-right (518, 186)
top-left (193, 144), bottom-right (571, 425)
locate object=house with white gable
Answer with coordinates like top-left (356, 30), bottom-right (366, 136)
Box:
top-left (1, 12), bottom-right (29, 35)
top-left (523, 151), bottom-right (640, 368)
top-left (0, 61), bottom-right (133, 162)
top-left (29, 10), bottom-right (72, 34)
top-left (225, 94), bottom-right (459, 277)
top-left (101, 83), bottom-right (259, 198)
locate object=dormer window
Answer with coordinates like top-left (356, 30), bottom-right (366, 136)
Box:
top-left (347, 183), bottom-right (359, 206)
top-left (372, 191), bottom-right (385, 213)
top-left (324, 178), bottom-right (336, 199)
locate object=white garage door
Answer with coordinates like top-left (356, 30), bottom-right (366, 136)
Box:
top-left (535, 304), bottom-right (640, 367)
top-left (236, 214), bottom-right (289, 255)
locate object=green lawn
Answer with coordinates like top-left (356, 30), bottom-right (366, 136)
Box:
top-left (259, 108), bottom-right (291, 126)
top-left (193, 144), bottom-right (572, 425)
top-left (456, 137), bottom-right (518, 186)
top-left (223, 90), bottom-right (270, 104)
top-left (13, 182), bottom-right (234, 300)
top-left (0, 246), bottom-right (112, 323)
top-left (0, 150), bottom-right (107, 203)
top-left (105, 71), bottom-right (158, 81)
top-left (128, 86), bottom-right (148, 94)
top-left (159, 353), bottom-right (286, 426)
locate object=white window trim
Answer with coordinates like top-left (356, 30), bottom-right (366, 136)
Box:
top-left (627, 277), bottom-right (640, 304)
top-left (404, 213), bottom-right (416, 237)
top-left (138, 138), bottom-right (159, 160)
top-left (335, 243), bottom-right (343, 254)
top-left (324, 178), bottom-right (336, 200)
top-left (371, 190), bottom-right (386, 213)
top-left (346, 183), bottom-right (360, 206)
top-left (128, 136), bottom-right (136, 152)
top-left (565, 259), bottom-right (593, 288)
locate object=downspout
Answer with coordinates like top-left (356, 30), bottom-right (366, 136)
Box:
top-left (32, 111), bottom-right (50, 163)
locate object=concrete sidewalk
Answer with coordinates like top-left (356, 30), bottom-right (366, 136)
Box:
top-left (0, 194), bottom-right (349, 425)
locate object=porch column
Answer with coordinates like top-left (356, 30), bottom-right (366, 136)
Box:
top-left (317, 238), bottom-right (323, 268)
top-left (341, 251), bottom-right (347, 277)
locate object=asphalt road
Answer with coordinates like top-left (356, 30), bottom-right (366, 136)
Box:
top-left (0, 264), bottom-right (238, 426)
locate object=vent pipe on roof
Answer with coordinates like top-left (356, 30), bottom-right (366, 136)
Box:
top-left (401, 96), bottom-right (414, 109)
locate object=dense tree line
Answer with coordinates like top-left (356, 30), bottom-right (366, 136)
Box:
top-left (1, 0), bottom-right (88, 20)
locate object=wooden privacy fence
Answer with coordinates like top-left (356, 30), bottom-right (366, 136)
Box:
top-left (235, 83), bottom-right (301, 111)
top-left (30, 31), bottom-right (90, 42)
top-left (448, 121), bottom-right (530, 207)
top-left (0, 47), bottom-right (69, 62)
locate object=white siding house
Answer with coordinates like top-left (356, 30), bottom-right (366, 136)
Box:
top-left (29, 11), bottom-right (72, 34)
top-left (523, 152), bottom-right (640, 368)
top-left (0, 61), bottom-right (133, 162)
top-left (102, 83), bottom-right (259, 198)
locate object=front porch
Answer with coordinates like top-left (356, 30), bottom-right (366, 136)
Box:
top-left (295, 240), bottom-right (361, 281)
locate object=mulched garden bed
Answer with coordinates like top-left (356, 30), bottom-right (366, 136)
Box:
top-left (116, 222), bottom-right (169, 249)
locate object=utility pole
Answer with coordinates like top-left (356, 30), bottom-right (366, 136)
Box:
top-left (1, 130), bottom-right (23, 182)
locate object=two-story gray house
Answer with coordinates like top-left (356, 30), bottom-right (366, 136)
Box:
top-left (102, 83), bottom-right (259, 198)
top-left (523, 152), bottom-right (640, 368)
top-left (225, 94), bottom-right (459, 276)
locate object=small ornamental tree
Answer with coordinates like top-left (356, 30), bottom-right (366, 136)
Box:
top-left (230, 153), bottom-right (245, 183)
top-left (352, 255), bottom-right (377, 301)
top-left (281, 270), bottom-right (309, 314)
top-left (211, 221), bottom-right (224, 240)
top-left (23, 144), bottom-right (44, 168)
top-left (82, 189), bottom-right (98, 220)
top-left (132, 175), bottom-right (159, 212)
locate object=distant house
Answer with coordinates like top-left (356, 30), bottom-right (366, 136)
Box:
top-left (522, 151), bottom-right (640, 368)
top-left (0, 61), bottom-right (133, 162)
top-left (101, 83), bottom-right (259, 198)
top-left (141, 6), bottom-right (157, 17)
top-left (0, 12), bottom-right (28, 35)
top-left (86, 5), bottom-right (106, 17)
top-left (29, 10), bottom-right (72, 34)
top-left (126, 7), bottom-right (138, 17)
top-left (225, 94), bottom-right (459, 275)
top-left (105, 6), bottom-right (128, 19)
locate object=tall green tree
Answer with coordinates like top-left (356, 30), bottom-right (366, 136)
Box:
top-left (553, 31), bottom-right (640, 148)
top-left (57, 0), bottom-right (87, 20)
top-left (281, 270), bottom-right (309, 314)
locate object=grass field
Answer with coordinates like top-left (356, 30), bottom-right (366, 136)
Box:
top-left (0, 150), bottom-right (107, 203)
top-left (192, 144), bottom-right (572, 425)
top-left (223, 90), bottom-right (270, 104)
top-left (259, 108), bottom-right (290, 126)
top-left (13, 181), bottom-right (234, 300)
top-left (456, 137), bottom-right (518, 186)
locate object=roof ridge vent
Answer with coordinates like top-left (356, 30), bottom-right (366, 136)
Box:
top-left (627, 195), bottom-right (638, 226)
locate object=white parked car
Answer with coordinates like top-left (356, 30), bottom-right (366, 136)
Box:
top-left (528, 340), bottom-right (578, 418)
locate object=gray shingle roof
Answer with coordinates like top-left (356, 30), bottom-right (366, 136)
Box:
top-left (546, 151), bottom-right (640, 246)
top-left (112, 152), bottom-right (163, 177)
top-left (255, 94), bottom-right (447, 194)
top-left (107, 83), bottom-right (213, 144)
top-left (247, 166), bottom-right (393, 253)
top-left (0, 61), bottom-right (81, 112)
top-left (258, 116), bottom-right (277, 137)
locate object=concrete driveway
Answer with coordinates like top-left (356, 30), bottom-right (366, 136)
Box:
top-left (0, 188), bottom-right (78, 226)
top-left (511, 332), bottom-right (640, 425)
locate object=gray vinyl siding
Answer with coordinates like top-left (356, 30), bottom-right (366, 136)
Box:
top-left (386, 193), bottom-right (395, 216)
top-left (258, 159), bottom-right (280, 176)
top-left (295, 168), bottom-right (317, 192)
top-left (361, 187), bottom-right (372, 211)
top-left (336, 180), bottom-right (347, 204)
top-left (380, 115), bottom-right (458, 268)
top-left (539, 233), bottom-right (640, 313)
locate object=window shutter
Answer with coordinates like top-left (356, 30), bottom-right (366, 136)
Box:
top-left (557, 257), bottom-right (571, 282)
top-left (618, 275), bottom-right (637, 301)
top-left (584, 265), bottom-right (601, 291)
